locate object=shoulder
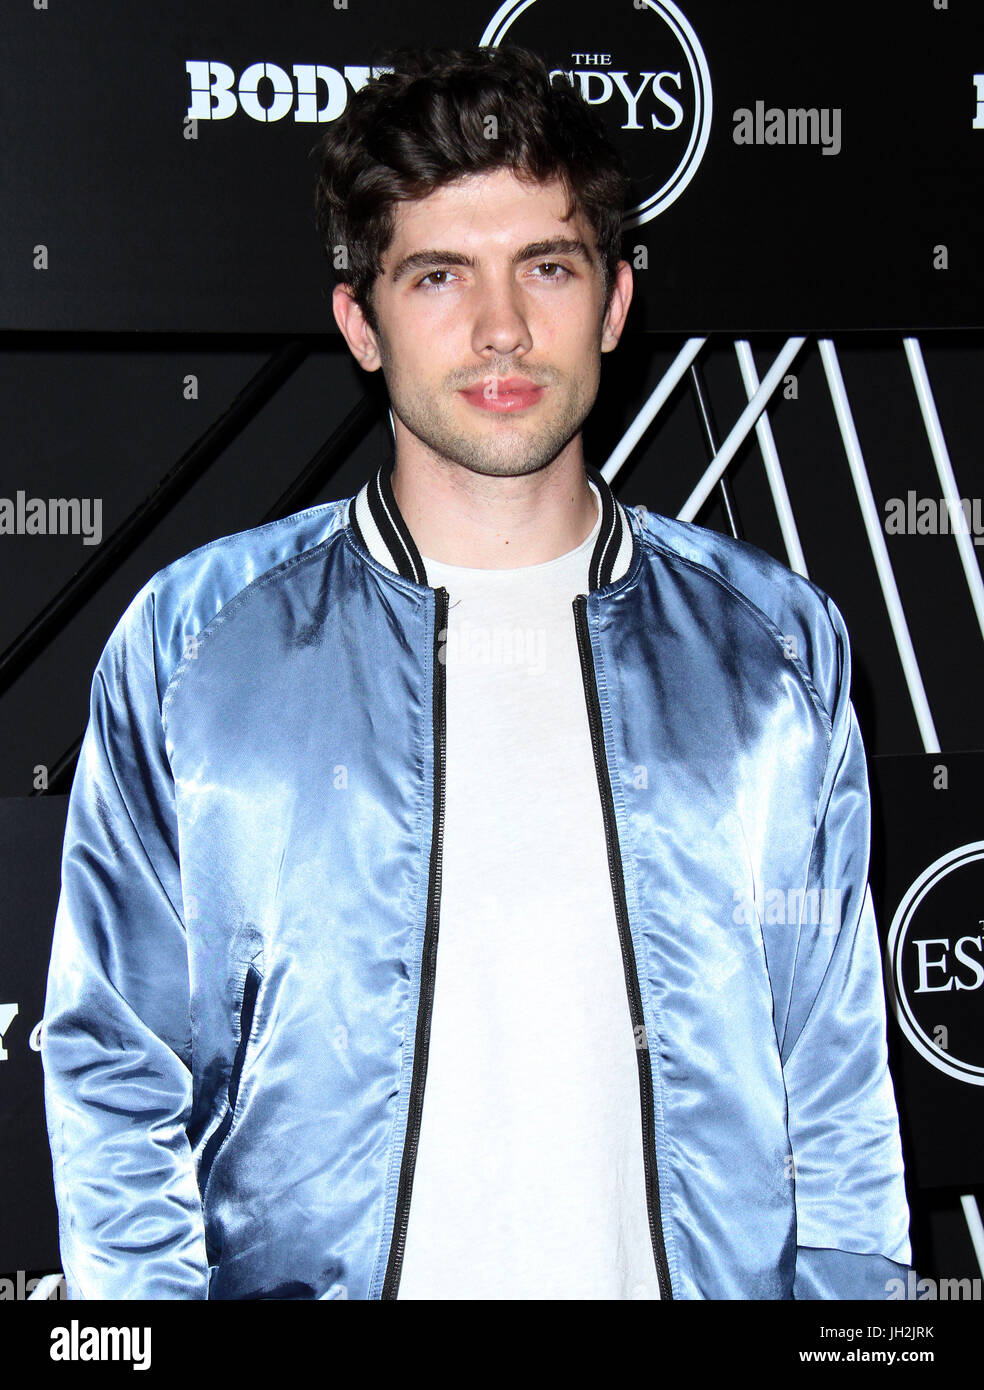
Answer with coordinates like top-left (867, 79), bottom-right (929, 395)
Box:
top-left (101, 498), bottom-right (352, 708)
top-left (628, 505), bottom-right (851, 728)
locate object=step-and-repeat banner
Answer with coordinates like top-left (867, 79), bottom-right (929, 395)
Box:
top-left (871, 751), bottom-right (984, 1191)
top-left (1, 0), bottom-right (982, 334)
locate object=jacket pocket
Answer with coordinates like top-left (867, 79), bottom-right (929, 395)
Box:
top-left (198, 962), bottom-right (262, 1201)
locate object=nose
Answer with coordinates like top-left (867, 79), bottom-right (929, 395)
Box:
top-left (470, 275), bottom-right (533, 359)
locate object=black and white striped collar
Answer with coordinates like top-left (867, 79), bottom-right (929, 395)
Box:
top-left (348, 462), bottom-right (635, 591)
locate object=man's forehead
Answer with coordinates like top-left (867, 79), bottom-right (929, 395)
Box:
top-left (382, 169), bottom-right (591, 265)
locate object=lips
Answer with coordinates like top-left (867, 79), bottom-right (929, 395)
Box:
top-left (459, 377), bottom-right (546, 413)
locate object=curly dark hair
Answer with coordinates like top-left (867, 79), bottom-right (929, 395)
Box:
top-left (314, 46), bottom-right (630, 331)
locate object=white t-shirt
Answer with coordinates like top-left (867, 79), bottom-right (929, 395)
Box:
top-left (397, 485), bottom-right (661, 1300)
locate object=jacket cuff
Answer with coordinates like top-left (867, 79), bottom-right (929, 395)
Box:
top-left (794, 1247), bottom-right (913, 1299)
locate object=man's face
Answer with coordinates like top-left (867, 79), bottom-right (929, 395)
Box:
top-left (334, 168), bottom-right (632, 479)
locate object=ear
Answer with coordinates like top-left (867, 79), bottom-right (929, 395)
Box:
top-left (332, 284), bottom-right (383, 372)
top-left (600, 260), bottom-right (634, 353)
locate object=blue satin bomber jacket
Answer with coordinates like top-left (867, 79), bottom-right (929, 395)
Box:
top-left (41, 462), bottom-right (912, 1301)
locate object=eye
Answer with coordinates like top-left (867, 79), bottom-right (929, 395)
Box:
top-left (416, 269), bottom-right (458, 289)
top-left (531, 262), bottom-right (572, 281)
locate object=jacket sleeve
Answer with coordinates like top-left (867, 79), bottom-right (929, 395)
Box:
top-left (782, 595), bottom-right (912, 1299)
top-left (41, 585), bottom-right (209, 1299)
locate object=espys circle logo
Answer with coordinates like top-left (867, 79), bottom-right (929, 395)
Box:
top-left (479, 0), bottom-right (712, 227)
top-left (886, 842), bottom-right (984, 1086)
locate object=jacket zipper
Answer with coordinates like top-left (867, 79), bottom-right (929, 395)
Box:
top-left (200, 962), bottom-right (262, 1267)
top-left (200, 963), bottom-right (261, 1198)
top-left (573, 593), bottom-right (673, 1300)
top-left (381, 585), bottom-right (450, 1300)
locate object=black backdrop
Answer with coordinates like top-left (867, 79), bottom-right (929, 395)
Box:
top-left (2, 0), bottom-right (984, 1308)
top-left (1, 0), bottom-right (982, 332)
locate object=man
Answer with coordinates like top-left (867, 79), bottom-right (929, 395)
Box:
top-left (41, 46), bottom-right (911, 1300)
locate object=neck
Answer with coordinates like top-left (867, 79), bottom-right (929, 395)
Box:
top-left (389, 438), bottom-right (597, 570)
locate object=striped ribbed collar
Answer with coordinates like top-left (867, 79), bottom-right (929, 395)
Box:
top-left (348, 461), bottom-right (635, 591)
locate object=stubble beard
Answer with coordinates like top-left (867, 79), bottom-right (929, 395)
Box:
top-left (379, 349), bottom-right (600, 480)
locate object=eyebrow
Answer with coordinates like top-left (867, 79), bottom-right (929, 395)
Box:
top-left (388, 238), bottom-right (596, 285)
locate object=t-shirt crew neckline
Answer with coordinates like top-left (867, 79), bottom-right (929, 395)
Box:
top-left (419, 481), bottom-right (602, 577)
